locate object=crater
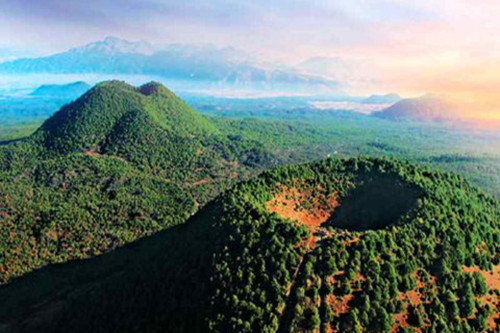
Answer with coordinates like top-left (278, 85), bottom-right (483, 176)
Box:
top-left (328, 175), bottom-right (421, 231)
top-left (138, 82), bottom-right (168, 96)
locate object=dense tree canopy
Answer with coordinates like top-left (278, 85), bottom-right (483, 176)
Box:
top-left (0, 81), bottom-right (280, 282)
top-left (0, 157), bottom-right (498, 332)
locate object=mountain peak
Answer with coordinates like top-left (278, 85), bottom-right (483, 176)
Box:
top-left (72, 36), bottom-right (155, 55)
top-left (138, 81), bottom-right (172, 96)
top-left (103, 36), bottom-right (123, 43)
top-left (33, 81), bottom-right (216, 153)
top-left (377, 94), bottom-right (459, 122)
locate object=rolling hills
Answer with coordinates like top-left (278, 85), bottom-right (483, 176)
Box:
top-left (29, 81), bottom-right (91, 98)
top-left (377, 95), bottom-right (459, 122)
top-left (0, 157), bottom-right (498, 332)
top-left (0, 81), bottom-right (281, 282)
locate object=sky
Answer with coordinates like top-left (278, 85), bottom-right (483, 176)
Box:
top-left (1, 0), bottom-right (500, 119)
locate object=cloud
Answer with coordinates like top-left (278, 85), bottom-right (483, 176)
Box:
top-left (0, 0), bottom-right (438, 54)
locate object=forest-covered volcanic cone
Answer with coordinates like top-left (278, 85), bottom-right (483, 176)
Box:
top-left (0, 157), bottom-right (498, 332)
top-left (0, 81), bottom-right (279, 283)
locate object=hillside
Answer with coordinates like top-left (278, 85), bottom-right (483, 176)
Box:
top-left (0, 81), bottom-right (281, 282)
top-left (0, 157), bottom-right (498, 332)
top-left (377, 95), bottom-right (459, 122)
top-left (29, 81), bottom-right (90, 98)
top-left (32, 80), bottom-right (216, 153)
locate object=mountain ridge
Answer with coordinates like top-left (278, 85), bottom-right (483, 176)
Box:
top-left (362, 93), bottom-right (401, 105)
top-left (0, 37), bottom-right (341, 93)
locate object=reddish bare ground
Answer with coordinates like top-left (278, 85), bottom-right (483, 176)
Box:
top-left (326, 270), bottom-right (365, 325)
top-left (327, 293), bottom-right (354, 316)
top-left (476, 241), bottom-right (489, 254)
top-left (83, 150), bottom-right (102, 158)
top-left (266, 185), bottom-right (339, 232)
top-left (462, 265), bottom-right (500, 330)
top-left (392, 270), bottom-right (436, 332)
top-left (83, 149), bottom-right (125, 162)
top-left (462, 265), bottom-right (500, 290)
top-left (188, 178), bottom-right (211, 187)
top-left (343, 236), bottom-right (360, 247)
top-left (479, 292), bottom-right (500, 330)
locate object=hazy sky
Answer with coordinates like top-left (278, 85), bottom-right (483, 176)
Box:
top-left (1, 0), bottom-right (499, 118)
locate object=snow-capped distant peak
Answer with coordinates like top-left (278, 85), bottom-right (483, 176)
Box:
top-left (70, 36), bottom-right (155, 55)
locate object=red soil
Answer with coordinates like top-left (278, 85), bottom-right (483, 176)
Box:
top-left (327, 293), bottom-right (354, 316)
top-left (462, 265), bottom-right (500, 330)
top-left (83, 150), bottom-right (102, 158)
top-left (83, 149), bottom-right (125, 162)
top-left (326, 270), bottom-right (365, 322)
top-left (462, 265), bottom-right (500, 290)
top-left (188, 178), bottom-right (211, 187)
top-left (266, 185), bottom-right (339, 232)
top-left (392, 270), bottom-right (436, 332)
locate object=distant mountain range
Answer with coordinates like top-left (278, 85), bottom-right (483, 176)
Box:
top-left (298, 57), bottom-right (354, 82)
top-left (0, 37), bottom-right (341, 94)
top-left (298, 56), bottom-right (378, 92)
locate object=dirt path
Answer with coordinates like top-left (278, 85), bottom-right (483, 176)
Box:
top-left (270, 184), bottom-right (340, 333)
top-left (277, 253), bottom-right (312, 333)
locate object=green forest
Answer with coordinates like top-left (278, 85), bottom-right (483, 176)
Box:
top-left (2, 88), bottom-right (499, 198)
top-left (0, 81), bottom-right (281, 282)
top-left (0, 82), bottom-right (498, 332)
top-left (0, 157), bottom-right (498, 332)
